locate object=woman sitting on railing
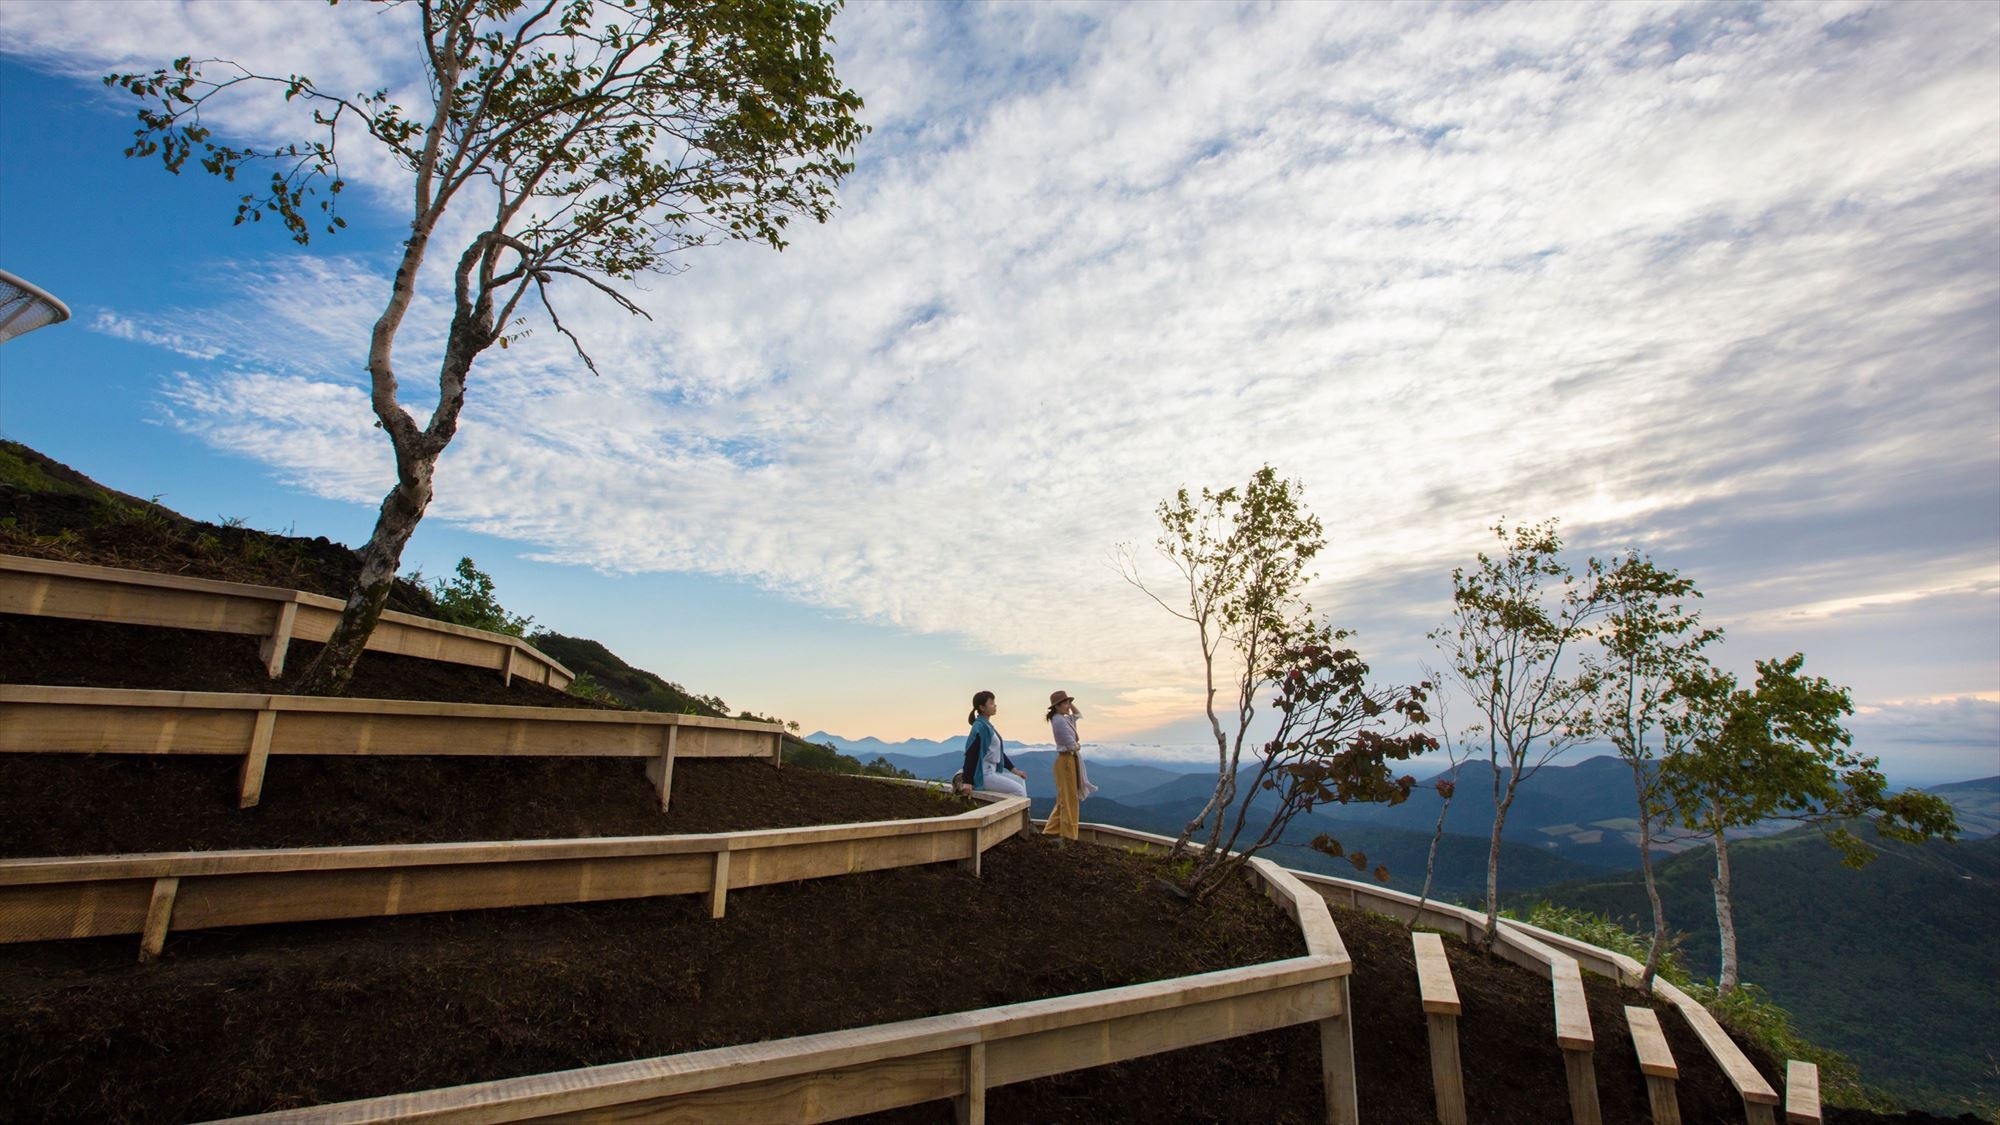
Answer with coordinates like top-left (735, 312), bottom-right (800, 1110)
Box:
top-left (954, 690), bottom-right (1027, 798)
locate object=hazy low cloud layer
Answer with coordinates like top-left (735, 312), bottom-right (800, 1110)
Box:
top-left (9, 2), bottom-right (1996, 764)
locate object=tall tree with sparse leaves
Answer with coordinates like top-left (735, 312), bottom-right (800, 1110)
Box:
top-left (1589, 552), bottom-right (1720, 990)
top-left (1660, 654), bottom-right (1959, 996)
top-left (1432, 519), bottom-right (1613, 949)
top-left (110, 0), bottom-right (866, 693)
top-left (1117, 465), bottom-right (1324, 859)
top-left (1119, 467), bottom-right (1431, 901)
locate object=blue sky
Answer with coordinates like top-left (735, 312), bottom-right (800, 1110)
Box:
top-left (0, 1), bottom-right (1995, 784)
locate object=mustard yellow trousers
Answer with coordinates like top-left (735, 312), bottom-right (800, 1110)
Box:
top-left (1043, 750), bottom-right (1080, 840)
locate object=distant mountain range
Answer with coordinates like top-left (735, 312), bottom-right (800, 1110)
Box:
top-left (807, 730), bottom-right (2000, 897)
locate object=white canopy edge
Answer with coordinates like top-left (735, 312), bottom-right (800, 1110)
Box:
top-left (0, 267), bottom-right (72, 344)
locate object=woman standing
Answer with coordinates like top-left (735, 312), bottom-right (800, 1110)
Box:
top-left (955, 691), bottom-right (1026, 798)
top-left (1042, 690), bottom-right (1094, 841)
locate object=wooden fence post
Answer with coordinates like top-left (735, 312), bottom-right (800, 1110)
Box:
top-left (647, 726), bottom-right (678, 811)
top-left (1785, 1061), bottom-right (1821, 1125)
top-left (953, 1042), bottom-right (986, 1125)
top-left (237, 706), bottom-right (277, 808)
top-left (961, 828), bottom-right (982, 877)
top-left (1413, 932), bottom-right (1466, 1125)
top-left (708, 849), bottom-right (730, 919)
top-left (259, 601), bottom-right (298, 678)
top-left (1319, 976), bottom-right (1359, 1125)
top-left (139, 876), bottom-right (179, 961)
top-left (1552, 962), bottom-right (1601, 1125)
top-left (1625, 1005), bottom-right (1681, 1125)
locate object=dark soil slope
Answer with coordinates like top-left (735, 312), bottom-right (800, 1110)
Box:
top-left (0, 837), bottom-right (1304, 1124)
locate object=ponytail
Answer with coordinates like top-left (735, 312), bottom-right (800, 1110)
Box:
top-left (967, 690), bottom-right (995, 725)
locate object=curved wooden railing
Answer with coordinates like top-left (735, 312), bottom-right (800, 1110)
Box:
top-left (0, 553), bottom-right (572, 688)
top-left (0, 796), bottom-right (1031, 961)
top-left (1064, 820), bottom-right (1785, 1125)
top-left (201, 851), bottom-right (1355, 1125)
top-left (0, 684), bottom-right (782, 808)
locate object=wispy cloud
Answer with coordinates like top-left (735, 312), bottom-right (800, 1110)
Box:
top-left (91, 312), bottom-right (224, 360)
top-left (7, 1), bottom-right (1996, 747)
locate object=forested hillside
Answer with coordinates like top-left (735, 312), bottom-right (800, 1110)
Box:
top-left (1523, 825), bottom-right (2000, 1110)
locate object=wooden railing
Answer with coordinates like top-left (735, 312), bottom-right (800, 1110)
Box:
top-left (0, 553), bottom-right (572, 688)
top-left (1288, 863), bottom-right (1784, 1124)
top-left (0, 684), bottom-right (782, 808)
top-left (202, 851), bottom-right (1357, 1125)
top-left (1071, 821), bottom-right (1599, 1123)
top-left (0, 796), bottom-right (1031, 961)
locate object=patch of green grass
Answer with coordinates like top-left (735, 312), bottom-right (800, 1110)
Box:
top-left (1510, 901), bottom-right (1898, 1112)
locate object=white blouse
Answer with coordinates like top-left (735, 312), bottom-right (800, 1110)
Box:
top-left (1050, 713), bottom-right (1080, 750)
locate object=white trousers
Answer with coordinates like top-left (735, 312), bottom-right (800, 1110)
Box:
top-left (979, 770), bottom-right (1027, 798)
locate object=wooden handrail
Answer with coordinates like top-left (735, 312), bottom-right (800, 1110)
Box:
top-left (0, 684), bottom-right (786, 808)
top-left (200, 855), bottom-right (1354, 1124)
top-left (0, 553), bottom-right (573, 688)
top-left (0, 797), bottom-right (1031, 959)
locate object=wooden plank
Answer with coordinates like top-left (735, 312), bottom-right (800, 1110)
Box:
top-left (0, 568), bottom-right (279, 635)
top-left (0, 698), bottom-right (261, 756)
top-left (1549, 957), bottom-right (1595, 1051)
top-left (208, 958), bottom-right (1342, 1124)
top-left (1627, 1005), bottom-right (1678, 1079)
top-left (1249, 858), bottom-right (1348, 963)
top-left (1565, 1047), bottom-right (1603, 1125)
top-left (139, 876), bottom-right (178, 960)
top-left (165, 854), bottom-right (717, 932)
top-left (1630, 1001), bottom-right (1685, 1125)
top-left (1413, 931), bottom-right (1466, 1125)
top-left (0, 683), bottom-right (780, 733)
top-left (237, 708), bottom-right (277, 808)
top-left (1413, 931), bottom-right (1461, 1015)
top-left (0, 553), bottom-right (579, 688)
top-left (1647, 1072), bottom-right (1684, 1125)
top-left (0, 807), bottom-right (996, 887)
top-left (1786, 1060), bottom-right (1822, 1125)
top-left (981, 973), bottom-right (1339, 1087)
top-left (2, 552), bottom-right (307, 602)
top-left (0, 879), bottom-right (154, 941)
top-left (1652, 979), bottom-right (1781, 1108)
top-left (1541, 951), bottom-right (1600, 1125)
top-left (730, 831), bottom-right (961, 890)
top-left (708, 850), bottom-right (730, 919)
top-left (0, 805), bottom-right (1020, 942)
top-left (1427, 1010), bottom-right (1467, 1125)
top-left (0, 686), bottom-right (784, 768)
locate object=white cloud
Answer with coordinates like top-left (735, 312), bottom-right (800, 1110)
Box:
top-left (8, 1), bottom-right (1997, 742)
top-left (91, 312), bottom-right (223, 360)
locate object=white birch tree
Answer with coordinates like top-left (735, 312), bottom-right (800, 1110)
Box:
top-left (1432, 519), bottom-right (1612, 948)
top-left (110, 0), bottom-right (866, 692)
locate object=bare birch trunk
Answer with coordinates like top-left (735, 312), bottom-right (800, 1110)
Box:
top-left (1482, 765), bottom-right (1516, 949)
top-left (1636, 768), bottom-right (1669, 991)
top-left (1410, 782), bottom-right (1456, 929)
top-left (1712, 824), bottom-right (1739, 996)
top-left (294, 463), bottom-right (435, 694)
